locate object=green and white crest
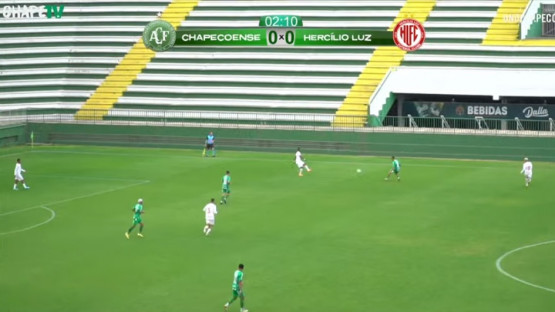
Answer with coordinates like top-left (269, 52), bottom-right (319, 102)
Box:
top-left (142, 20), bottom-right (176, 52)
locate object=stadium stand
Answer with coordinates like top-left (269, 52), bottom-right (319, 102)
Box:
top-left (2, 0), bottom-right (555, 128)
top-left (407, 1), bottom-right (555, 69)
top-left (108, 1), bottom-right (405, 126)
top-left (368, 0), bottom-right (555, 123)
top-left (0, 0), bottom-right (172, 113)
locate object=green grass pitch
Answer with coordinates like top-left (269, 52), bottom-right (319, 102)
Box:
top-left (1, 145), bottom-right (554, 312)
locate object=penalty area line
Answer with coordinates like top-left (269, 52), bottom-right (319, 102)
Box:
top-left (1, 180), bottom-right (150, 235)
top-left (0, 206), bottom-right (56, 236)
top-left (33, 174), bottom-right (150, 182)
top-left (29, 179), bottom-right (151, 211)
top-left (496, 240), bottom-right (555, 293)
top-left (5, 179), bottom-right (151, 215)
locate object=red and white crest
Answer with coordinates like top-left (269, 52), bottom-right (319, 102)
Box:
top-left (393, 19), bottom-right (426, 51)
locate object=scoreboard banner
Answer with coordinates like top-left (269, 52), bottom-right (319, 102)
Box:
top-left (142, 15), bottom-right (425, 51)
top-left (176, 28), bottom-right (394, 47)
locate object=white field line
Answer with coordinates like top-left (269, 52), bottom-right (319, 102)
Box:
top-left (0, 206), bottom-right (55, 235)
top-left (2, 179), bottom-right (150, 216)
top-left (496, 240), bottom-right (555, 293)
top-left (0, 151), bottom-right (29, 159)
top-left (25, 179), bottom-right (151, 211)
top-left (33, 174), bottom-right (149, 182)
top-left (1, 179), bottom-right (150, 235)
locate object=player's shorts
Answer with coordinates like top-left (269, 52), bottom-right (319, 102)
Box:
top-left (133, 216), bottom-right (142, 224)
top-left (206, 218), bottom-right (215, 225)
top-left (206, 143), bottom-right (214, 149)
top-left (296, 160), bottom-right (305, 168)
top-left (14, 174), bottom-right (24, 181)
top-left (232, 288), bottom-right (244, 299)
top-left (222, 186), bottom-right (230, 194)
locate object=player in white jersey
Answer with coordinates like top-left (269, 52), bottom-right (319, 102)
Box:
top-left (295, 147), bottom-right (311, 177)
top-left (520, 157), bottom-right (533, 188)
top-left (203, 198), bottom-right (218, 236)
top-left (13, 158), bottom-right (30, 190)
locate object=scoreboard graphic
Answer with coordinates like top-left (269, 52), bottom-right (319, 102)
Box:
top-left (143, 15), bottom-right (425, 51)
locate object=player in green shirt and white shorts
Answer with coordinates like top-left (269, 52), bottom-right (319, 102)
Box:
top-left (224, 264), bottom-right (247, 312)
top-left (385, 156), bottom-right (401, 181)
top-left (125, 198), bottom-right (144, 239)
top-left (221, 170), bottom-right (231, 204)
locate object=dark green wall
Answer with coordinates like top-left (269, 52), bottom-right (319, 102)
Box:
top-left (26, 123), bottom-right (555, 161)
top-left (0, 125), bottom-right (26, 147)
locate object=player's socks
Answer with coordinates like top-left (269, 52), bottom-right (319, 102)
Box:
top-left (128, 225), bottom-right (135, 233)
top-left (13, 184), bottom-right (17, 190)
top-left (203, 226), bottom-right (208, 233)
top-left (206, 228), bottom-right (211, 235)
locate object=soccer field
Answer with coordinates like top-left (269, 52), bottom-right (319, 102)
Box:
top-left (1, 145), bottom-right (554, 312)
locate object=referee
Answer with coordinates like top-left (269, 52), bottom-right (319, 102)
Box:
top-left (203, 131), bottom-right (216, 157)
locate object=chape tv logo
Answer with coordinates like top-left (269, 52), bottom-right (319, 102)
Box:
top-left (2, 4), bottom-right (64, 19)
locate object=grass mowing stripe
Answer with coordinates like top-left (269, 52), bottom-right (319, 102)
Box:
top-left (27, 147), bottom-right (552, 169)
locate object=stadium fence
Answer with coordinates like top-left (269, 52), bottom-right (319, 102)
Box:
top-left (0, 109), bottom-right (554, 161)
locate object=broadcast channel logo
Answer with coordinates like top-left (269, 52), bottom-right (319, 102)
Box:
top-left (2, 4), bottom-right (64, 19)
top-left (393, 19), bottom-right (426, 51)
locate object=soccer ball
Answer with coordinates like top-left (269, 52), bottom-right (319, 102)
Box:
top-left (356, 169), bottom-right (362, 173)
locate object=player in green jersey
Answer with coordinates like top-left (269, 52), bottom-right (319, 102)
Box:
top-left (221, 170), bottom-right (231, 204)
top-left (385, 156), bottom-right (401, 181)
top-left (125, 198), bottom-right (144, 239)
top-left (224, 264), bottom-right (247, 312)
